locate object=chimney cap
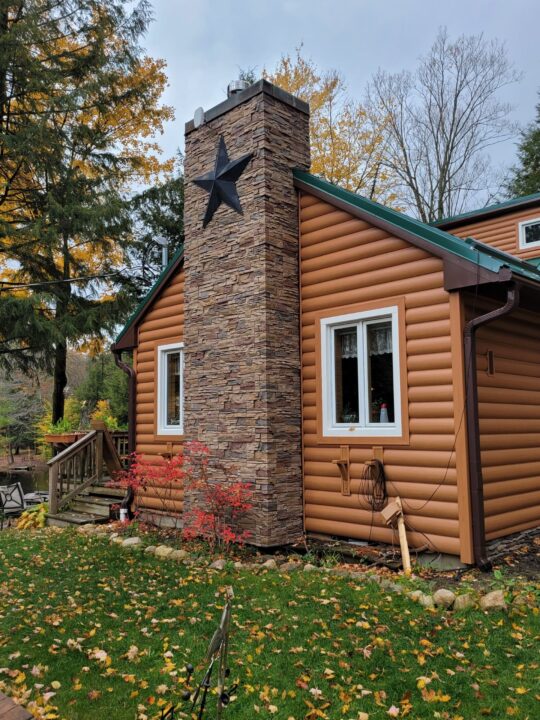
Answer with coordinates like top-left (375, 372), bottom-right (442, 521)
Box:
top-left (227, 79), bottom-right (251, 97)
top-left (185, 80), bottom-right (309, 136)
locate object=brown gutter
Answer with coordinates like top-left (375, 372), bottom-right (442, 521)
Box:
top-left (112, 346), bottom-right (136, 455)
top-left (463, 283), bottom-right (520, 570)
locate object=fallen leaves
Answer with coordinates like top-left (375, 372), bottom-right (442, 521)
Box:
top-left (0, 528), bottom-right (538, 720)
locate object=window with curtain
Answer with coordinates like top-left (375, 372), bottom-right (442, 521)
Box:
top-left (321, 306), bottom-right (401, 437)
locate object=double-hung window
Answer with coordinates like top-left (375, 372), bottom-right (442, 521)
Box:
top-left (321, 306), bottom-right (401, 438)
top-left (518, 218), bottom-right (540, 250)
top-left (157, 342), bottom-right (184, 435)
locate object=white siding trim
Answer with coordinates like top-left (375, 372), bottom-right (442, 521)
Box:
top-left (157, 342), bottom-right (184, 435)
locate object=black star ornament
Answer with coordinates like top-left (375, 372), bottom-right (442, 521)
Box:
top-left (193, 136), bottom-right (253, 228)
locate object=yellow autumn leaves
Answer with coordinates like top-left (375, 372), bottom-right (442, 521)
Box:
top-left (265, 47), bottom-right (399, 207)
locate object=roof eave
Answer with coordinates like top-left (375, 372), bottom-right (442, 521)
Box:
top-left (113, 249), bottom-right (185, 351)
top-left (294, 174), bottom-right (502, 289)
top-left (435, 195), bottom-right (540, 230)
top-left (294, 171), bottom-right (540, 289)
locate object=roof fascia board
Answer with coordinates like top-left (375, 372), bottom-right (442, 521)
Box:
top-left (435, 195), bottom-right (540, 230)
top-left (443, 261), bottom-right (512, 291)
top-left (113, 250), bottom-right (184, 351)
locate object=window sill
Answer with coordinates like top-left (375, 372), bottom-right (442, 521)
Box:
top-left (153, 431), bottom-right (185, 440)
top-left (316, 426), bottom-right (409, 446)
top-left (323, 425), bottom-right (402, 438)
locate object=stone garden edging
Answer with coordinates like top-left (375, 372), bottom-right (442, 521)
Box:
top-left (76, 525), bottom-right (537, 614)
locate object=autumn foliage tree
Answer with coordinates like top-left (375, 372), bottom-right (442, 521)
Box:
top-left (367, 28), bottom-right (520, 222)
top-left (0, 0), bottom-right (173, 421)
top-left (265, 47), bottom-right (397, 204)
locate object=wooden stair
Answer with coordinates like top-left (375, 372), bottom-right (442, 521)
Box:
top-left (47, 484), bottom-right (125, 527)
top-left (46, 424), bottom-right (128, 528)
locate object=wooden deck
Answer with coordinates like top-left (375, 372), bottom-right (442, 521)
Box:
top-left (0, 692), bottom-right (32, 719)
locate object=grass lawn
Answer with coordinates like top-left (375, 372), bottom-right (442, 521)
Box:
top-left (0, 529), bottom-right (538, 720)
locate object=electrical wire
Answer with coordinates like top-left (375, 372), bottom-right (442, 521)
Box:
top-left (360, 460), bottom-right (387, 512)
top-left (387, 246), bottom-right (482, 518)
top-left (0, 266), bottom-right (146, 292)
top-left (378, 247), bottom-right (484, 560)
top-left (356, 248), bottom-right (483, 559)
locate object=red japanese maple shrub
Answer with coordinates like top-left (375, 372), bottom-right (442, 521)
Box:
top-left (181, 441), bottom-right (253, 551)
top-left (111, 442), bottom-right (253, 549)
top-left (110, 452), bottom-right (186, 529)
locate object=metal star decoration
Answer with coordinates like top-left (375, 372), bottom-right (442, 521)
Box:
top-left (193, 136), bottom-right (253, 228)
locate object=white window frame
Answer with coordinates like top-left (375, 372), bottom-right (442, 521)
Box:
top-left (321, 305), bottom-right (402, 438)
top-left (518, 217), bottom-right (540, 250)
top-left (157, 342), bottom-right (184, 435)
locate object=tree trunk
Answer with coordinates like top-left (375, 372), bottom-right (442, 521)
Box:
top-left (52, 232), bottom-right (71, 424)
top-left (52, 340), bottom-right (67, 424)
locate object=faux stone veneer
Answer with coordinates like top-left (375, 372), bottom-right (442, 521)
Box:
top-left (182, 81), bottom-right (310, 546)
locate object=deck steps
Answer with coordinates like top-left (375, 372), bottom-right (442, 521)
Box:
top-left (84, 485), bottom-right (125, 499)
top-left (47, 510), bottom-right (110, 528)
top-left (69, 493), bottom-right (118, 515)
top-left (46, 484), bottom-right (125, 528)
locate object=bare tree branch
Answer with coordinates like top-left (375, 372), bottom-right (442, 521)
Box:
top-left (366, 27), bottom-right (521, 221)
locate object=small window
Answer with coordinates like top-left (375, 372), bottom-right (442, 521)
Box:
top-left (157, 342), bottom-right (184, 435)
top-left (321, 306), bottom-right (401, 438)
top-left (518, 218), bottom-right (540, 250)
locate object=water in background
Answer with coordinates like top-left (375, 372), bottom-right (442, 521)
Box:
top-left (0, 467), bottom-right (48, 494)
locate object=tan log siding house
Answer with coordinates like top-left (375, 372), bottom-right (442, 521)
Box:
top-left (112, 80), bottom-right (540, 566)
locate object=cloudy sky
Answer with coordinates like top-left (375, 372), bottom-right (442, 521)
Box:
top-left (144, 0), bottom-right (539, 176)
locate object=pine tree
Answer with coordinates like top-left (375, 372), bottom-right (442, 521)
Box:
top-left (508, 94), bottom-right (540, 197)
top-left (0, 370), bottom-right (43, 458)
top-left (75, 352), bottom-right (129, 426)
top-left (0, 1), bottom-right (173, 422)
top-left (128, 155), bottom-right (184, 295)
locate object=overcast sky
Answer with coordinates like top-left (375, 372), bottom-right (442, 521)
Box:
top-left (144, 0), bottom-right (539, 178)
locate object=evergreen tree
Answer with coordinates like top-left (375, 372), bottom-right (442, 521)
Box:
top-left (128, 155), bottom-right (184, 295)
top-left (0, 0), bottom-right (173, 422)
top-left (0, 371), bottom-right (43, 458)
top-left (75, 352), bottom-right (128, 426)
top-left (508, 94), bottom-right (540, 197)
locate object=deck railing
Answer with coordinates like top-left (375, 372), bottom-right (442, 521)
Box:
top-left (110, 431), bottom-right (130, 465)
top-left (48, 423), bottom-right (124, 515)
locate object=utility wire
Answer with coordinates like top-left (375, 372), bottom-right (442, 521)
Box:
top-left (0, 266), bottom-right (146, 292)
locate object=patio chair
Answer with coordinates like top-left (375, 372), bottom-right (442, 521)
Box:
top-left (0, 482), bottom-right (26, 515)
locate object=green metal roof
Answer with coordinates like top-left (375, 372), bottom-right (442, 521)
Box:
top-left (433, 192), bottom-right (540, 228)
top-left (114, 245), bottom-right (184, 347)
top-left (293, 170), bottom-right (540, 285)
top-left (115, 176), bottom-right (540, 350)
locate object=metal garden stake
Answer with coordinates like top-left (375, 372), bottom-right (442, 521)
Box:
top-left (182, 586), bottom-right (236, 719)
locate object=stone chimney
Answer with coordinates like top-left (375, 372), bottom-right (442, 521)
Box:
top-left (183, 80), bottom-right (310, 546)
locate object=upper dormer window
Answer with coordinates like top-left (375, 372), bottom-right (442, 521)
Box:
top-left (518, 218), bottom-right (540, 250)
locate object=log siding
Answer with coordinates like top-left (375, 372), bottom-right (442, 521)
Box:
top-left (468, 297), bottom-right (540, 541)
top-left (134, 267), bottom-right (185, 514)
top-left (449, 207), bottom-right (540, 262)
top-left (299, 192), bottom-right (468, 559)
